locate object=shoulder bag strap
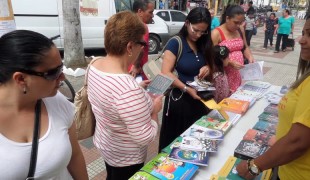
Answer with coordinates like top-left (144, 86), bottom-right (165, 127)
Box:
top-left (174, 36), bottom-right (183, 68)
top-left (84, 56), bottom-right (103, 86)
top-left (26, 99), bottom-right (42, 179)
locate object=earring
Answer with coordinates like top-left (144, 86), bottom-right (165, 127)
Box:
top-left (128, 53), bottom-right (132, 57)
top-left (23, 86), bottom-right (27, 94)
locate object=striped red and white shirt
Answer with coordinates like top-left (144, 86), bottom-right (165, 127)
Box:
top-left (87, 66), bottom-right (158, 167)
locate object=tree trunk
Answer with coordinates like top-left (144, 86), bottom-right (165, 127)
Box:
top-left (307, 1), bottom-right (310, 19)
top-left (62, 0), bottom-right (86, 68)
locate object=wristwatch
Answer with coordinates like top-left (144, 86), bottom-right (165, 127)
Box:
top-left (182, 86), bottom-right (187, 93)
top-left (247, 159), bottom-right (261, 176)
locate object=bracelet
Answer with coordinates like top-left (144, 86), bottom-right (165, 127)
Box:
top-left (181, 86), bottom-right (187, 93)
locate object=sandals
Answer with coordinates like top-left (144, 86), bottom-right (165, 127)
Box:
top-left (274, 50), bottom-right (279, 53)
top-left (282, 49), bottom-right (286, 52)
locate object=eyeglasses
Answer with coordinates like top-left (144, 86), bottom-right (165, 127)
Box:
top-left (135, 40), bottom-right (147, 47)
top-left (19, 63), bottom-right (64, 80)
top-left (189, 23), bottom-right (208, 36)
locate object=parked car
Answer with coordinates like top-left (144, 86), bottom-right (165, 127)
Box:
top-left (147, 15), bottom-right (170, 54)
top-left (154, 9), bottom-right (187, 36)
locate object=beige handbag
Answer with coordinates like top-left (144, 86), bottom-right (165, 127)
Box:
top-left (142, 36), bottom-right (182, 80)
top-left (74, 57), bottom-right (102, 140)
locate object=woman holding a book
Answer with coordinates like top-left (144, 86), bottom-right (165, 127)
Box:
top-left (211, 5), bottom-right (255, 92)
top-left (236, 16), bottom-right (310, 180)
top-left (158, 7), bottom-right (214, 151)
top-left (87, 11), bottom-right (162, 180)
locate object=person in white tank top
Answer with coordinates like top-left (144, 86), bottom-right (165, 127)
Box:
top-left (0, 30), bottom-right (88, 179)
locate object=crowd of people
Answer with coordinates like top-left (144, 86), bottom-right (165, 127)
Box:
top-left (0, 0), bottom-right (308, 179)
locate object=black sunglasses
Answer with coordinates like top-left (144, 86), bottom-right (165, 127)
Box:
top-left (19, 63), bottom-right (64, 80)
top-left (135, 40), bottom-right (147, 47)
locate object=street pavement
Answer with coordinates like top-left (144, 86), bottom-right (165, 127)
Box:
top-left (63, 18), bottom-right (306, 179)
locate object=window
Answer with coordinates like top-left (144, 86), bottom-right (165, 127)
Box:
top-left (156, 11), bottom-right (170, 21)
top-left (115, 0), bottom-right (133, 12)
top-left (171, 11), bottom-right (186, 22)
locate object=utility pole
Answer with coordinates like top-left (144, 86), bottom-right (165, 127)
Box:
top-left (62, 0), bottom-right (86, 68)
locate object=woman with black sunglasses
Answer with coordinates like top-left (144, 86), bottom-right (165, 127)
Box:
top-left (0, 30), bottom-right (88, 179)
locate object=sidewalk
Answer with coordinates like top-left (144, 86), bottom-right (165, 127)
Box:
top-left (65, 19), bottom-right (305, 179)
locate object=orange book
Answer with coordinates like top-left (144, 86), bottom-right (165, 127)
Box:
top-left (218, 98), bottom-right (250, 114)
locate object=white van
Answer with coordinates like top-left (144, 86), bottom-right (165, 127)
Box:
top-left (11, 0), bottom-right (169, 54)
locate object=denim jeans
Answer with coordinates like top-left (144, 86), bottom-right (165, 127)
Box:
top-left (245, 30), bottom-right (253, 46)
top-left (264, 31), bottom-right (274, 48)
top-left (275, 33), bottom-right (289, 51)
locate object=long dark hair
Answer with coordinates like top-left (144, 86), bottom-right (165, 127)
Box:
top-left (213, 45), bottom-right (229, 73)
top-left (178, 7), bottom-right (214, 79)
top-left (221, 4), bottom-right (245, 25)
top-left (0, 30), bottom-right (54, 83)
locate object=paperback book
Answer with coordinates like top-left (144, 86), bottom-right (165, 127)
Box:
top-left (230, 93), bottom-right (256, 107)
top-left (130, 153), bottom-right (199, 180)
top-left (195, 115), bottom-right (232, 134)
top-left (216, 156), bottom-right (272, 180)
top-left (243, 129), bottom-right (276, 146)
top-left (253, 120), bottom-right (277, 134)
top-left (258, 112), bottom-right (279, 124)
top-left (181, 124), bottom-right (224, 140)
top-left (169, 147), bottom-right (210, 166)
top-left (180, 136), bottom-right (220, 152)
top-left (161, 136), bottom-right (183, 154)
top-left (263, 103), bottom-right (279, 116)
top-left (207, 109), bottom-right (242, 126)
top-left (234, 89), bottom-right (263, 99)
top-left (234, 140), bottom-right (269, 160)
top-left (218, 98), bottom-right (250, 114)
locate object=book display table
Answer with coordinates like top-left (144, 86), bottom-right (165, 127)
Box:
top-left (130, 84), bottom-right (282, 179)
top-left (193, 85), bottom-right (280, 179)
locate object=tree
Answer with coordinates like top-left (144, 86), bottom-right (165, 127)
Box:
top-left (307, 0), bottom-right (310, 19)
top-left (62, 0), bottom-right (86, 68)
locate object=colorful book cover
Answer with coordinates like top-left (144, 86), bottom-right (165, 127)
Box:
top-left (161, 136), bottom-right (183, 154)
top-left (253, 120), bottom-right (277, 134)
top-left (169, 147), bottom-right (210, 166)
top-left (230, 93), bottom-right (256, 107)
top-left (244, 81), bottom-right (271, 89)
top-left (181, 124), bottom-right (224, 140)
top-left (258, 112), bottom-right (279, 124)
top-left (218, 98), bottom-right (250, 114)
top-left (234, 140), bottom-right (269, 160)
top-left (195, 116), bottom-right (232, 134)
top-left (139, 153), bottom-right (199, 180)
top-left (263, 103), bottom-right (279, 116)
top-left (217, 156), bottom-right (272, 180)
top-left (233, 89), bottom-right (262, 99)
top-left (180, 136), bottom-right (220, 152)
top-left (130, 171), bottom-right (160, 180)
top-left (243, 129), bottom-right (276, 146)
top-left (207, 110), bottom-right (242, 126)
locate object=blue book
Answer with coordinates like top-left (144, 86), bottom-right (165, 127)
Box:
top-left (169, 147), bottom-right (210, 166)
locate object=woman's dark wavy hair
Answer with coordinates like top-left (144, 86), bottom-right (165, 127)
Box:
top-left (220, 4), bottom-right (245, 25)
top-left (213, 45), bottom-right (229, 73)
top-left (0, 30), bottom-right (54, 83)
top-left (178, 7), bottom-right (214, 80)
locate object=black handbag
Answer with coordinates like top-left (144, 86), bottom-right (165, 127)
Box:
top-left (26, 99), bottom-right (42, 180)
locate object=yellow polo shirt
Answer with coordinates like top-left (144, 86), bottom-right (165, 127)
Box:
top-left (276, 76), bottom-right (310, 180)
